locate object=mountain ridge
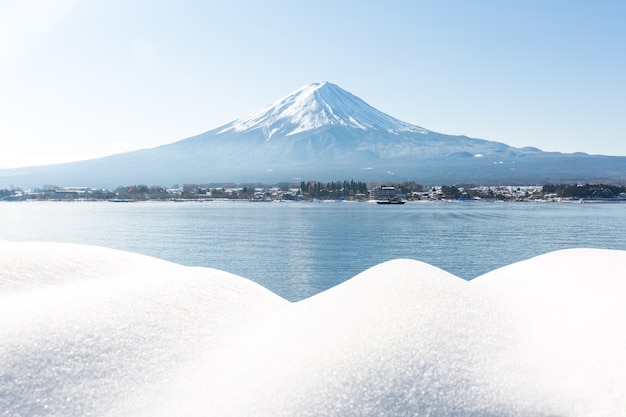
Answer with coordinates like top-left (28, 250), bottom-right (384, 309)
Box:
top-left (217, 82), bottom-right (429, 137)
top-left (1, 82), bottom-right (625, 188)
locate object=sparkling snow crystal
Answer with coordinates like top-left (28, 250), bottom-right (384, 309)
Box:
top-left (1, 242), bottom-right (624, 416)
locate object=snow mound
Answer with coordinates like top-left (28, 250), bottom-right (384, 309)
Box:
top-left (1, 242), bottom-right (625, 416)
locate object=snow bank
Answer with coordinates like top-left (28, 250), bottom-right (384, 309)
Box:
top-left (1, 242), bottom-right (624, 416)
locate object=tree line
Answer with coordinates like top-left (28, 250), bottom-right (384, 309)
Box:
top-left (542, 183), bottom-right (626, 199)
top-left (299, 180), bottom-right (369, 198)
top-left (2, 182), bottom-right (625, 201)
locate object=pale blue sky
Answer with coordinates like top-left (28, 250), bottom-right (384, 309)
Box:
top-left (1, 0), bottom-right (625, 168)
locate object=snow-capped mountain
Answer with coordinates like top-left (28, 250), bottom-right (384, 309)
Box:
top-left (1, 82), bottom-right (625, 188)
top-left (218, 82), bottom-right (428, 137)
top-left (165, 81), bottom-right (526, 164)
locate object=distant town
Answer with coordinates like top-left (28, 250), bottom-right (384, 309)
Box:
top-left (2, 181), bottom-right (626, 203)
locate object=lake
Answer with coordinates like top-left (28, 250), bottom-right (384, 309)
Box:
top-left (1, 200), bottom-right (625, 301)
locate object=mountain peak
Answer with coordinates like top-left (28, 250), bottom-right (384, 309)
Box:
top-left (218, 82), bottom-right (428, 138)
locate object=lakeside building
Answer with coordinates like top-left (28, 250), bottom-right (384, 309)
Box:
top-left (370, 186), bottom-right (398, 201)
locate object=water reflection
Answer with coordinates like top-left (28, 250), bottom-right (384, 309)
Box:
top-left (1, 200), bottom-right (625, 301)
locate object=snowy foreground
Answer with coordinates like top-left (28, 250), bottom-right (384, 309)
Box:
top-left (1, 242), bottom-right (625, 417)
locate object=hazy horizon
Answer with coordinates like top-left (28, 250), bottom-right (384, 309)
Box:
top-left (1, 1), bottom-right (625, 169)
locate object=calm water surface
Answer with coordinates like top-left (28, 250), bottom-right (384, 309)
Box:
top-left (1, 200), bottom-right (625, 301)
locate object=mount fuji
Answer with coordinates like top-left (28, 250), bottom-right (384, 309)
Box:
top-left (2, 82), bottom-right (626, 188)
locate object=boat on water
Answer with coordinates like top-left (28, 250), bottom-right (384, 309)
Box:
top-left (376, 197), bottom-right (405, 205)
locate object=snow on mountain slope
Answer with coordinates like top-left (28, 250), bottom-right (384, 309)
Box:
top-left (2, 82), bottom-right (626, 188)
top-left (170, 82), bottom-right (519, 166)
top-left (218, 82), bottom-right (429, 138)
top-left (1, 242), bottom-right (625, 417)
